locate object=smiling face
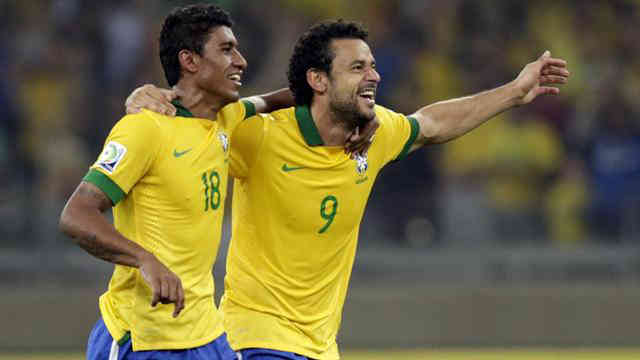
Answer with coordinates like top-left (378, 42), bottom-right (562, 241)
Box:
top-left (326, 38), bottom-right (380, 127)
top-left (194, 26), bottom-right (247, 105)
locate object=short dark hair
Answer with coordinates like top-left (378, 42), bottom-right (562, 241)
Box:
top-left (287, 20), bottom-right (369, 106)
top-left (159, 4), bottom-right (233, 87)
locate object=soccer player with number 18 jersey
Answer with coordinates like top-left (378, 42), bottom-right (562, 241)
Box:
top-left (59, 5), bottom-right (295, 359)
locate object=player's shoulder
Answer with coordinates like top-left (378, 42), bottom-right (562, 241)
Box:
top-left (219, 100), bottom-right (245, 118)
top-left (373, 105), bottom-right (409, 131)
top-left (114, 109), bottom-right (166, 131)
top-left (263, 106), bottom-right (296, 122)
top-left (373, 104), bottom-right (404, 120)
top-left (243, 106), bottom-right (295, 125)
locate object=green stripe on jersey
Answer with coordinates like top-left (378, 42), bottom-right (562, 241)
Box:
top-left (242, 100), bottom-right (257, 119)
top-left (395, 116), bottom-right (420, 161)
top-left (83, 169), bottom-right (126, 205)
top-left (295, 105), bottom-right (324, 146)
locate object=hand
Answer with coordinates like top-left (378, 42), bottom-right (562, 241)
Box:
top-left (345, 117), bottom-right (379, 157)
top-left (513, 50), bottom-right (570, 106)
top-left (138, 253), bottom-right (185, 317)
top-left (125, 84), bottom-right (177, 115)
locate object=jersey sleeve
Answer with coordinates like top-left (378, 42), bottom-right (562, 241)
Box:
top-left (229, 114), bottom-right (267, 179)
top-left (373, 105), bottom-right (420, 166)
top-left (84, 112), bottom-right (162, 205)
top-left (219, 100), bottom-right (257, 135)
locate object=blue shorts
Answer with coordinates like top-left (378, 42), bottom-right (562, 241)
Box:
top-left (86, 318), bottom-right (237, 360)
top-left (237, 348), bottom-right (310, 360)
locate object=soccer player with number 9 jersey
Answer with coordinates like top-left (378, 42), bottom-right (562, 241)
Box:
top-left (222, 20), bottom-right (569, 360)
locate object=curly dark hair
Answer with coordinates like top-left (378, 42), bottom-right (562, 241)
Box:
top-left (159, 4), bottom-right (233, 87)
top-left (287, 20), bottom-right (369, 106)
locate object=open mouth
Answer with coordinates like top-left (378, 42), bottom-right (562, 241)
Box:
top-left (358, 88), bottom-right (376, 106)
top-left (228, 73), bottom-right (243, 87)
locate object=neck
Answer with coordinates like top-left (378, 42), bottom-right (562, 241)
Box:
top-left (309, 98), bottom-right (355, 146)
top-left (173, 81), bottom-right (226, 120)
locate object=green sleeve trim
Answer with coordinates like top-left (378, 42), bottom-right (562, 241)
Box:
top-left (242, 100), bottom-right (256, 119)
top-left (117, 332), bottom-right (131, 346)
top-left (394, 116), bottom-right (420, 161)
top-left (83, 169), bottom-right (126, 205)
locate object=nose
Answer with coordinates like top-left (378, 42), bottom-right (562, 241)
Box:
top-left (233, 48), bottom-right (247, 69)
top-left (366, 67), bottom-right (381, 83)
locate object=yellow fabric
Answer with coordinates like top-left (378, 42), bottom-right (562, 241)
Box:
top-left (89, 102), bottom-right (246, 351)
top-left (222, 105), bottom-right (415, 359)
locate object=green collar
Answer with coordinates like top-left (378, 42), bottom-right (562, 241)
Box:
top-left (295, 105), bottom-right (323, 146)
top-left (172, 100), bottom-right (194, 118)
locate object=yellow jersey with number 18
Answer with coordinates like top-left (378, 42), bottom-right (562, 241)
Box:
top-left (84, 101), bottom-right (254, 351)
top-left (222, 104), bottom-right (419, 359)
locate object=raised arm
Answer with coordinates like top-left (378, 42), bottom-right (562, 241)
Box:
top-left (59, 182), bottom-right (185, 317)
top-left (409, 51), bottom-right (569, 151)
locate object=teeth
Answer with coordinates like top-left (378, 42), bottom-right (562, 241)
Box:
top-left (229, 74), bottom-right (241, 81)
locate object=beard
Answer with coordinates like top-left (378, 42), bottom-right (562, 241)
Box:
top-left (328, 92), bottom-right (374, 129)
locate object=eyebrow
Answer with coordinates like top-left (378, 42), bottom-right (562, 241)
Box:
top-left (218, 41), bottom-right (236, 48)
top-left (350, 59), bottom-right (376, 66)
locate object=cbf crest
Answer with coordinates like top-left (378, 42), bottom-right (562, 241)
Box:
top-left (218, 132), bottom-right (229, 153)
top-left (354, 153), bottom-right (368, 175)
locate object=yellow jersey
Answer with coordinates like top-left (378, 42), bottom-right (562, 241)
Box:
top-left (84, 100), bottom-right (254, 350)
top-left (222, 105), bottom-right (418, 359)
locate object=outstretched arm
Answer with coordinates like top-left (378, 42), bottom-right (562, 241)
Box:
top-left (409, 51), bottom-right (569, 152)
top-left (59, 182), bottom-right (185, 317)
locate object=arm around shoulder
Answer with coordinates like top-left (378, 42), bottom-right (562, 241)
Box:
top-left (242, 88), bottom-right (294, 114)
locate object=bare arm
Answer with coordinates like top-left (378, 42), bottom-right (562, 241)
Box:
top-left (242, 87), bottom-right (294, 114)
top-left (59, 182), bottom-right (185, 317)
top-left (59, 182), bottom-right (148, 266)
top-left (409, 51), bottom-right (569, 151)
top-left (123, 85), bottom-right (295, 116)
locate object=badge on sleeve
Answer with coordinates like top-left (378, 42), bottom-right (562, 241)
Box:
top-left (97, 141), bottom-right (127, 174)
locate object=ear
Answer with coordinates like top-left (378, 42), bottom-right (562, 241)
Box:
top-left (306, 68), bottom-right (328, 94)
top-left (178, 49), bottom-right (199, 74)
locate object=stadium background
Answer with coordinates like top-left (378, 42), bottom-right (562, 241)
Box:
top-left (1, 0), bottom-right (640, 358)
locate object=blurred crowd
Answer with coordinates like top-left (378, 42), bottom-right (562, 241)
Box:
top-left (1, 0), bottom-right (639, 250)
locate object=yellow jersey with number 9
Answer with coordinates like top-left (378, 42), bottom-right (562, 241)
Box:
top-left (84, 100), bottom-right (254, 351)
top-left (222, 105), bottom-right (418, 359)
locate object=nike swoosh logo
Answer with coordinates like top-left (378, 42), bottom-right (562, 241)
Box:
top-left (282, 164), bottom-right (306, 172)
top-left (173, 148), bottom-right (192, 158)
